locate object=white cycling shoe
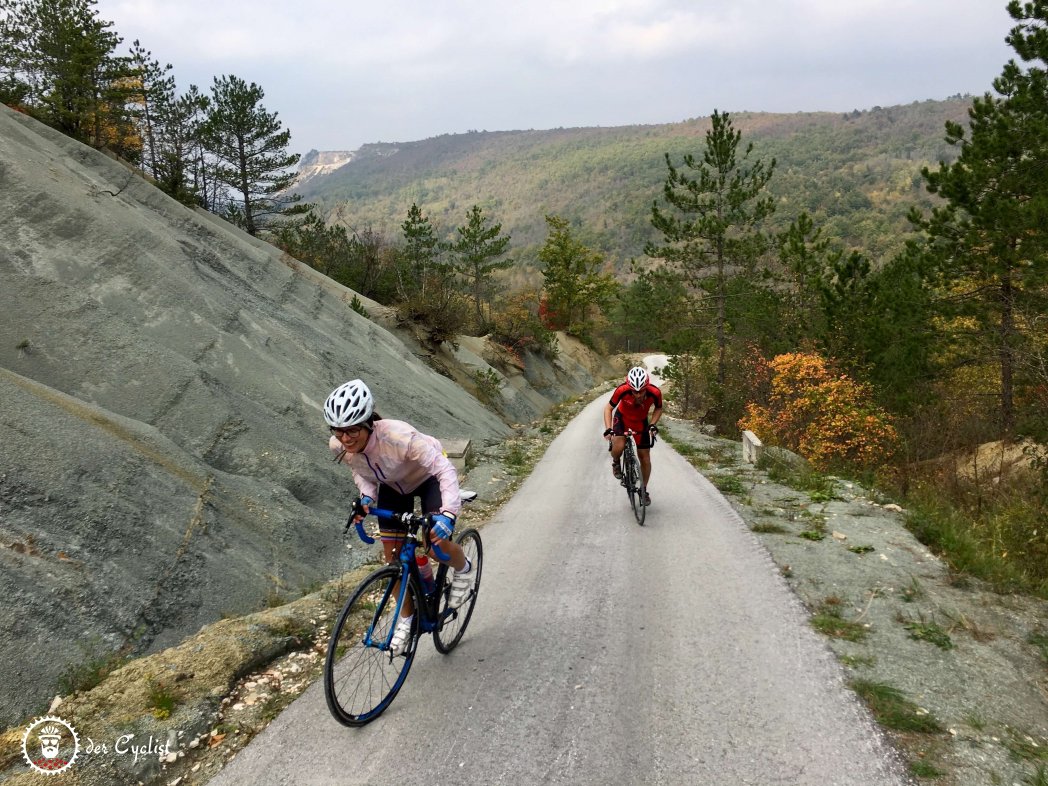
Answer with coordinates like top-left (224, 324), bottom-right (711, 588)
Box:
top-left (390, 615), bottom-right (413, 656)
top-left (448, 567), bottom-right (474, 609)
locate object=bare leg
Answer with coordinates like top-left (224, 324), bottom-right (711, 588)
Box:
top-left (382, 538), bottom-right (416, 617)
top-left (430, 535), bottom-right (466, 571)
top-left (639, 448), bottom-right (652, 486)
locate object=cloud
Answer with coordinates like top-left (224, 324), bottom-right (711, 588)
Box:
top-left (95, 0), bottom-right (1017, 151)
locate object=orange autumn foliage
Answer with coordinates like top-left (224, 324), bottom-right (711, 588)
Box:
top-left (738, 352), bottom-right (899, 470)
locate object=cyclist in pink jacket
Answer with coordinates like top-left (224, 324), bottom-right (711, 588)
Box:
top-left (325, 379), bottom-right (475, 654)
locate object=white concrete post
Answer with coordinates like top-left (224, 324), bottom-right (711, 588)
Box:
top-left (742, 430), bottom-right (763, 464)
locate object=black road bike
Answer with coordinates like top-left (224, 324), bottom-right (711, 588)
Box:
top-left (610, 429), bottom-right (647, 525)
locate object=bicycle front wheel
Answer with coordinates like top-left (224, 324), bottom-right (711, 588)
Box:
top-left (324, 565), bottom-right (419, 726)
top-left (625, 443), bottom-right (646, 525)
top-left (433, 528), bottom-right (483, 654)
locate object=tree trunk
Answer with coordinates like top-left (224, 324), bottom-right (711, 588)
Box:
top-left (238, 135), bottom-right (254, 235)
top-left (998, 266), bottom-right (1016, 438)
top-left (716, 239), bottom-right (726, 387)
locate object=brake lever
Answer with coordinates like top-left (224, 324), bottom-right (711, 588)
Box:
top-left (422, 516), bottom-right (453, 562)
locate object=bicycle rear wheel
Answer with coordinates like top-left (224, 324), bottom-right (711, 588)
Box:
top-left (625, 442), bottom-right (646, 525)
top-left (433, 528), bottom-right (483, 653)
top-left (324, 565), bottom-right (419, 726)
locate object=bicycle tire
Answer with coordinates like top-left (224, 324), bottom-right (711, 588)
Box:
top-left (324, 565), bottom-right (420, 726)
top-left (625, 439), bottom-right (646, 525)
top-left (433, 528), bottom-right (483, 654)
top-left (623, 440), bottom-right (638, 510)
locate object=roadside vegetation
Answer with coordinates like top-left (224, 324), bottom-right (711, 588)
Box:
top-left (646, 1), bottom-right (1048, 600)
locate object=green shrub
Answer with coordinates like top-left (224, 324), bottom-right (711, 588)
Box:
top-left (472, 368), bottom-right (502, 406)
top-left (905, 492), bottom-right (1048, 598)
top-left (849, 680), bottom-right (944, 732)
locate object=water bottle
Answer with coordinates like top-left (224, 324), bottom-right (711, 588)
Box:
top-left (416, 553), bottom-right (435, 594)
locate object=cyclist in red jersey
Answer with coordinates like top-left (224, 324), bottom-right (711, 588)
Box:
top-left (603, 366), bottom-right (663, 506)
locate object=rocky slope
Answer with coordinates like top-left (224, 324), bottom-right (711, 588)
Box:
top-left (0, 105), bottom-right (613, 726)
top-left (292, 149), bottom-right (355, 190)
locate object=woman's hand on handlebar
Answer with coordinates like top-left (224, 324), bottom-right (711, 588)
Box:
top-left (430, 512), bottom-right (455, 542)
top-left (352, 495), bottom-right (373, 523)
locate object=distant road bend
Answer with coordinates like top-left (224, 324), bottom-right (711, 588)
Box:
top-left (210, 363), bottom-right (909, 786)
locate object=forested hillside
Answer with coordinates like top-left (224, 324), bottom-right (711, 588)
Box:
top-left (295, 99), bottom-right (972, 271)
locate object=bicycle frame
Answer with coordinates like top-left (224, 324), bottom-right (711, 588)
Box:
top-left (352, 508), bottom-right (450, 648)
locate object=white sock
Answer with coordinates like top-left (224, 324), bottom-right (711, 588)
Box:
top-left (398, 613), bottom-right (414, 627)
top-left (458, 559), bottom-right (472, 575)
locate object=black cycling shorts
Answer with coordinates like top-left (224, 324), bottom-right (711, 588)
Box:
top-left (612, 412), bottom-right (653, 449)
top-left (376, 476), bottom-right (442, 536)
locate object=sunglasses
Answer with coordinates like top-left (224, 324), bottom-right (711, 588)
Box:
top-left (331, 425), bottom-right (364, 438)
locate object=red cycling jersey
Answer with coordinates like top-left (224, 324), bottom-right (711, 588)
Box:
top-left (609, 382), bottom-right (663, 433)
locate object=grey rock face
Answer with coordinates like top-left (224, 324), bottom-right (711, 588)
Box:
top-left (0, 106), bottom-right (544, 725)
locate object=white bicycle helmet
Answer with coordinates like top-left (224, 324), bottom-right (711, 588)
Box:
top-left (324, 379), bottom-right (374, 427)
top-left (626, 366), bottom-right (649, 391)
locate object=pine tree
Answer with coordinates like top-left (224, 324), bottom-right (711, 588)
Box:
top-left (774, 212), bottom-right (832, 346)
top-left (645, 110), bottom-right (776, 386)
top-left (127, 39), bottom-right (175, 179)
top-left (910, 1), bottom-right (1048, 438)
top-left (152, 85), bottom-right (209, 205)
top-left (449, 204), bottom-right (511, 332)
top-left (400, 202), bottom-right (451, 299)
top-left (538, 214), bottom-right (618, 341)
top-left (202, 74), bottom-right (305, 236)
top-left (0, 0), bottom-right (130, 147)
top-left (615, 266), bottom-right (695, 352)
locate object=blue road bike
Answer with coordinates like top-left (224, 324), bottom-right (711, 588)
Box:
top-left (324, 496), bottom-right (483, 726)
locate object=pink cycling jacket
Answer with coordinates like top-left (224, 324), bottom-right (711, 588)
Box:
top-left (329, 419), bottom-right (462, 516)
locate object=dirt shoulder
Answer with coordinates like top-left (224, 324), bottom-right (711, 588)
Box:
top-left (660, 418), bottom-right (1048, 786)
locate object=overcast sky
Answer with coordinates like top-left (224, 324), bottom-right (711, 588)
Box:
top-left (94, 0), bottom-right (1018, 156)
